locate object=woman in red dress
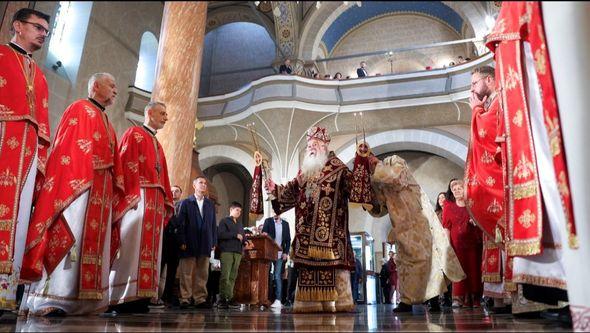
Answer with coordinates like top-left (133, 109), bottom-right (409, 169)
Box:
top-left (442, 179), bottom-right (483, 308)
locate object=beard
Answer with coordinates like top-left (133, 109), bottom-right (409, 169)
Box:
top-left (301, 149), bottom-right (328, 182)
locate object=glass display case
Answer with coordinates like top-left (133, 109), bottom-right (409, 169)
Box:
top-left (350, 231), bottom-right (376, 305)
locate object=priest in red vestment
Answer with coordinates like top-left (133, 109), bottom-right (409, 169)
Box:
top-left (108, 101), bottom-right (173, 313)
top-left (486, 2), bottom-right (574, 313)
top-left (20, 73), bottom-right (125, 316)
top-left (0, 8), bottom-right (51, 312)
top-left (464, 66), bottom-right (512, 312)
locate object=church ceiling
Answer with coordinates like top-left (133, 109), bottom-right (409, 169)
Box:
top-left (321, 1), bottom-right (464, 54)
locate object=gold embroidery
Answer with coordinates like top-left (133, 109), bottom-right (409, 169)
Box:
top-left (43, 176), bottom-right (55, 192)
top-left (485, 176), bottom-right (496, 187)
top-left (127, 162), bottom-right (139, 173)
top-left (487, 199), bottom-right (502, 214)
top-left (0, 169), bottom-right (16, 186)
top-left (0, 104), bottom-right (14, 115)
top-left (507, 241), bottom-right (541, 256)
top-left (494, 18), bottom-right (506, 34)
top-left (133, 132), bottom-right (144, 143)
top-left (557, 171), bottom-right (570, 198)
top-left (68, 179), bottom-right (85, 191)
top-left (145, 222), bottom-right (152, 231)
top-left (43, 98), bottom-right (48, 109)
top-left (0, 76), bottom-right (6, 88)
top-left (517, 209), bottom-right (535, 229)
top-left (0, 204), bottom-right (9, 218)
top-left (39, 123), bottom-right (48, 136)
top-left (89, 219), bottom-right (98, 230)
top-left (487, 254), bottom-right (498, 266)
top-left (6, 137), bottom-right (19, 150)
top-left (534, 49), bottom-right (546, 75)
top-left (142, 273), bottom-right (150, 283)
top-left (0, 220), bottom-right (9, 232)
top-left (138, 155), bottom-right (146, 163)
top-left (76, 139), bottom-right (92, 154)
top-left (53, 199), bottom-right (65, 210)
top-left (514, 154), bottom-right (535, 180)
top-left (505, 67), bottom-right (520, 91)
top-left (84, 106), bottom-right (96, 118)
top-left (92, 131), bottom-right (102, 141)
top-left (60, 155), bottom-right (71, 165)
top-left (25, 146), bottom-right (32, 157)
top-left (545, 116), bottom-right (561, 157)
top-left (512, 109), bottom-right (523, 127)
top-left (481, 150), bottom-right (494, 164)
top-left (90, 195), bottom-right (103, 206)
top-left (467, 176), bottom-right (478, 187)
top-left (478, 128), bottom-right (487, 138)
top-left (514, 180), bottom-right (537, 199)
top-left (68, 118), bottom-right (78, 126)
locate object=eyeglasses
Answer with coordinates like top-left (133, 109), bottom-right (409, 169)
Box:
top-left (19, 20), bottom-right (50, 36)
top-left (471, 76), bottom-right (488, 87)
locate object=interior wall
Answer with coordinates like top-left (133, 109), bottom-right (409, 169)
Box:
top-left (325, 14), bottom-right (469, 77)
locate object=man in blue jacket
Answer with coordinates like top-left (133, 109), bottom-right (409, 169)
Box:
top-left (177, 177), bottom-right (217, 309)
top-left (262, 213), bottom-right (291, 309)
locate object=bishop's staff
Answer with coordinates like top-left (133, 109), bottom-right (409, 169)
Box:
top-left (246, 123), bottom-right (273, 221)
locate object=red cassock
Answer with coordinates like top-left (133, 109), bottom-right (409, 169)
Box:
top-left (0, 44), bottom-right (50, 274)
top-left (20, 99), bottom-right (125, 300)
top-left (442, 201), bottom-right (482, 298)
top-left (464, 96), bottom-right (510, 287)
top-left (486, 2), bottom-right (577, 256)
top-left (110, 126), bottom-right (173, 297)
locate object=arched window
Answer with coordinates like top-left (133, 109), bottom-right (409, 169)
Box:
top-left (134, 31), bottom-right (159, 92)
top-left (45, 1), bottom-right (93, 84)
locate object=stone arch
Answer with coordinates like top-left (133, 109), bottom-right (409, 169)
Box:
top-left (198, 145), bottom-right (254, 177)
top-left (205, 6), bottom-right (275, 39)
top-left (336, 128), bottom-right (467, 168)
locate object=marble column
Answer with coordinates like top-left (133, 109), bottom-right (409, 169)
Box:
top-left (543, 2), bottom-right (590, 331)
top-left (152, 1), bottom-right (207, 194)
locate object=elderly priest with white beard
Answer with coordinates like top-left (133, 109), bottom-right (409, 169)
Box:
top-left (265, 126), bottom-right (372, 313)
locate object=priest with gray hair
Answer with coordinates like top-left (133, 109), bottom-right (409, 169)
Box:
top-left (20, 73), bottom-right (125, 316)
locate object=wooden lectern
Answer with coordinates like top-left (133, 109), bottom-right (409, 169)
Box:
top-left (233, 234), bottom-right (281, 307)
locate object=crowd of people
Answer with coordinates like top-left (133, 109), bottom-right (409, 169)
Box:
top-left (0, 3), bottom-right (582, 326)
top-left (279, 54), bottom-right (474, 81)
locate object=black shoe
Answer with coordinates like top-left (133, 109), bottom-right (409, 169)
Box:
top-left (44, 309), bottom-right (67, 317)
top-left (194, 302), bottom-right (212, 309)
top-left (540, 306), bottom-right (572, 325)
top-left (489, 306), bottom-right (512, 314)
top-left (218, 300), bottom-right (229, 310)
top-left (393, 302), bottom-right (412, 313)
top-left (228, 300), bottom-right (241, 309)
top-left (180, 301), bottom-right (191, 309)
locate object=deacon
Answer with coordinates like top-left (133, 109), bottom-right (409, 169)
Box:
top-left (265, 126), bottom-right (363, 313)
top-left (369, 153), bottom-right (465, 312)
top-left (0, 8), bottom-right (51, 313)
top-left (109, 101), bottom-right (173, 313)
top-left (464, 66), bottom-right (512, 312)
top-left (20, 73), bottom-right (125, 316)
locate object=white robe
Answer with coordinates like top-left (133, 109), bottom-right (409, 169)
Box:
top-left (20, 190), bottom-right (112, 315)
top-left (109, 189), bottom-right (163, 304)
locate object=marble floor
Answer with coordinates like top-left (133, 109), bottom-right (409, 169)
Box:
top-left (2, 304), bottom-right (572, 332)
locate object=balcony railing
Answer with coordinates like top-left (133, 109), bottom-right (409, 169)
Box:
top-left (197, 53), bottom-right (493, 124)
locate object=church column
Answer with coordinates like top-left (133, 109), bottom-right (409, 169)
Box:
top-left (152, 2), bottom-right (207, 193)
top-left (542, 2), bottom-right (590, 330)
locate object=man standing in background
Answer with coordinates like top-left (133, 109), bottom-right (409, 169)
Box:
top-left (262, 213), bottom-right (291, 309)
top-left (217, 202), bottom-right (245, 310)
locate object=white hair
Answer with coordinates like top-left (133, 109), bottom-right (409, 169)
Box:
top-left (144, 101), bottom-right (166, 115)
top-left (87, 73), bottom-right (115, 96)
top-left (301, 149), bottom-right (328, 182)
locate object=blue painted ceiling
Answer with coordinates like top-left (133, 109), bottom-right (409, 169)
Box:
top-left (321, 1), bottom-right (464, 54)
